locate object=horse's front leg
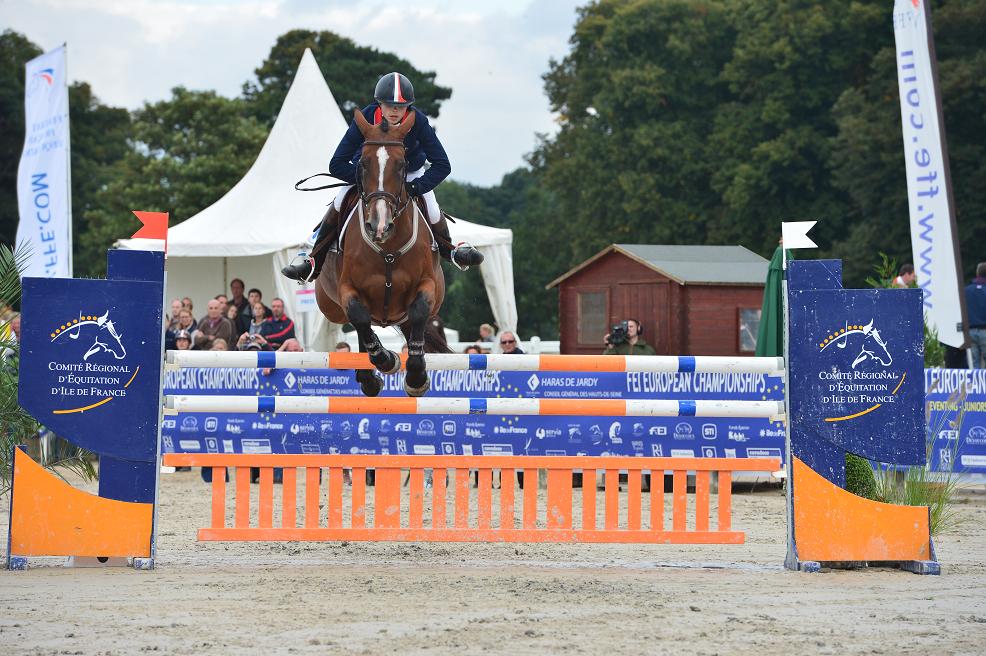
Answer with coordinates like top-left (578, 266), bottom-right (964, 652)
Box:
top-left (404, 288), bottom-right (435, 397)
top-left (343, 290), bottom-right (400, 376)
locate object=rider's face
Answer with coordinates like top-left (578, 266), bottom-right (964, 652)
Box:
top-left (379, 102), bottom-right (407, 125)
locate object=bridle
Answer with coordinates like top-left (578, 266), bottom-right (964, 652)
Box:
top-left (354, 138), bottom-right (427, 327)
top-left (358, 139), bottom-right (414, 223)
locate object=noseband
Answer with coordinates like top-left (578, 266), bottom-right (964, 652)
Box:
top-left (359, 139), bottom-right (413, 222)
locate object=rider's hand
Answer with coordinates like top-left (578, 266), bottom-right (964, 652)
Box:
top-left (405, 181), bottom-right (419, 197)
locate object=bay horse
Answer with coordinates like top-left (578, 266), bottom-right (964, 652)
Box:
top-left (315, 109), bottom-right (450, 397)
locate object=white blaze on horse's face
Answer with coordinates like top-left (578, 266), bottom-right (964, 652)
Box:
top-left (373, 146), bottom-right (391, 241)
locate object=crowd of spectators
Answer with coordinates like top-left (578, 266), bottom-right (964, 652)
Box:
top-left (165, 278), bottom-right (298, 353)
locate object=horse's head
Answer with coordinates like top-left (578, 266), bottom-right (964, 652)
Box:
top-left (851, 319), bottom-right (893, 369)
top-left (92, 310), bottom-right (127, 360)
top-left (353, 109), bottom-right (416, 244)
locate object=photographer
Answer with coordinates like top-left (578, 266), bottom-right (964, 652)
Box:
top-left (603, 318), bottom-right (656, 355)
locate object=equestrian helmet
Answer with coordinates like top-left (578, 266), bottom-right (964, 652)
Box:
top-left (374, 72), bottom-right (415, 106)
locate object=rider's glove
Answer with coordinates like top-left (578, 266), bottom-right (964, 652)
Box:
top-left (405, 181), bottom-right (419, 197)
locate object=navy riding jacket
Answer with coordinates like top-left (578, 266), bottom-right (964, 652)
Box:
top-left (328, 104), bottom-right (451, 196)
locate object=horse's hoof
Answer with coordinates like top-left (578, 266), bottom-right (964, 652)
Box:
top-left (404, 376), bottom-right (430, 397)
top-left (359, 372), bottom-right (383, 397)
top-left (371, 349), bottom-right (401, 375)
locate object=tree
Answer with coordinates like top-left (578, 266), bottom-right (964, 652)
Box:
top-left (830, 0), bottom-right (986, 284)
top-left (0, 31), bottom-right (43, 249)
top-left (78, 88), bottom-right (267, 274)
top-left (242, 29), bottom-right (452, 127)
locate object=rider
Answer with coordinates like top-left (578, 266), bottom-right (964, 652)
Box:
top-left (281, 72), bottom-right (484, 282)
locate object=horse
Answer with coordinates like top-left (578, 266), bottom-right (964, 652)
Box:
top-left (822, 319), bottom-right (893, 369)
top-left (314, 109), bottom-right (450, 397)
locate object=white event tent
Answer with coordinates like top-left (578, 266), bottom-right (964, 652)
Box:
top-left (118, 49), bottom-right (516, 350)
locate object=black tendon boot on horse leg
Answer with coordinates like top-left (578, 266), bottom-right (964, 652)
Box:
top-left (281, 204), bottom-right (342, 283)
top-left (345, 296), bottom-right (400, 396)
top-left (430, 212), bottom-right (484, 271)
top-left (404, 292), bottom-right (432, 397)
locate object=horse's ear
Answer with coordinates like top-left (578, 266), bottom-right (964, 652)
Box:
top-left (395, 109), bottom-right (416, 138)
top-left (353, 109), bottom-right (372, 136)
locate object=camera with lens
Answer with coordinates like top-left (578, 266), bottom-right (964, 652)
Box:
top-left (607, 320), bottom-right (629, 346)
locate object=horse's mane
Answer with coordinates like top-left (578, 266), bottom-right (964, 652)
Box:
top-left (379, 118), bottom-right (390, 133)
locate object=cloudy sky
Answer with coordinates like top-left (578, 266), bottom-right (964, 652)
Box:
top-left (4, 0), bottom-right (583, 186)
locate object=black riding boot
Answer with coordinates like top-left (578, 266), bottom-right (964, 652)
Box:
top-left (281, 205), bottom-right (341, 282)
top-left (432, 213), bottom-right (484, 270)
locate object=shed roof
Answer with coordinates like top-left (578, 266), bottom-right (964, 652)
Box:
top-left (546, 244), bottom-right (769, 288)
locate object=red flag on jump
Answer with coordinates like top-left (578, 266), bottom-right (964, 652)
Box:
top-left (131, 211), bottom-right (169, 252)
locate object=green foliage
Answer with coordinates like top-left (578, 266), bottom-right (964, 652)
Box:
top-left (0, 243), bottom-right (96, 497)
top-left (77, 89), bottom-right (268, 275)
top-left (0, 31), bottom-right (43, 249)
top-left (874, 383), bottom-right (966, 536)
top-left (242, 29), bottom-right (452, 126)
top-left (845, 453), bottom-right (877, 500)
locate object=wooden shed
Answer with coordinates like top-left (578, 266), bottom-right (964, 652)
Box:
top-left (547, 244), bottom-right (768, 356)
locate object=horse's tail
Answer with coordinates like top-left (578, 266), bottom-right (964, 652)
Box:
top-left (424, 316), bottom-right (453, 354)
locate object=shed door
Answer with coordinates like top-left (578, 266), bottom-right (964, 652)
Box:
top-left (617, 281), bottom-right (670, 354)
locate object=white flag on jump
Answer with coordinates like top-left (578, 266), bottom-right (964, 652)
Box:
top-left (781, 221), bottom-right (818, 250)
top-left (15, 45), bottom-right (72, 278)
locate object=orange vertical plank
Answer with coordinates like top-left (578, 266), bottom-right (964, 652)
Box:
top-left (650, 468), bottom-right (664, 532)
top-left (546, 469), bottom-right (573, 529)
top-left (718, 471), bottom-right (732, 532)
top-left (259, 467), bottom-right (274, 529)
top-left (627, 469), bottom-right (642, 531)
top-left (455, 468), bottom-right (470, 528)
top-left (604, 469), bottom-right (619, 530)
top-left (352, 467), bottom-right (366, 528)
top-left (235, 466), bottom-right (250, 528)
top-left (305, 467), bottom-right (320, 528)
top-left (582, 469), bottom-right (596, 531)
top-left (477, 469), bottom-right (493, 529)
top-left (695, 470), bottom-right (710, 532)
top-left (672, 470), bottom-right (687, 532)
top-left (500, 469), bottom-right (515, 529)
top-left (522, 468), bottom-right (538, 529)
top-left (281, 467), bottom-right (296, 529)
top-left (374, 468), bottom-right (402, 529)
top-left (408, 468), bottom-right (424, 528)
top-left (210, 467), bottom-right (226, 529)
top-left (433, 468), bottom-right (447, 529)
top-left (327, 468), bottom-right (343, 528)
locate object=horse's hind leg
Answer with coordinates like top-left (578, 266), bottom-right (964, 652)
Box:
top-left (345, 296), bottom-right (400, 376)
top-left (404, 292), bottom-right (431, 397)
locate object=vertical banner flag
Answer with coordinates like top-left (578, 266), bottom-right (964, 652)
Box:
top-left (892, 1), bottom-right (966, 348)
top-left (15, 45), bottom-right (71, 278)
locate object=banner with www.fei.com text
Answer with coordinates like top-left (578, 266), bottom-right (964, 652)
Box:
top-left (16, 45), bottom-right (71, 278)
top-left (892, 0), bottom-right (965, 347)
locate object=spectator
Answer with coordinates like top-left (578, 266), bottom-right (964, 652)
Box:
top-left (182, 297), bottom-right (194, 313)
top-left (966, 262), bottom-right (986, 368)
top-left (194, 299), bottom-right (234, 350)
top-left (334, 341), bottom-right (351, 352)
top-left (279, 338), bottom-right (304, 352)
top-left (174, 330), bottom-right (193, 350)
top-left (237, 331), bottom-right (269, 351)
top-left (167, 299), bottom-right (183, 331)
top-left (169, 308), bottom-right (197, 343)
top-left (464, 344), bottom-right (482, 354)
top-left (224, 304), bottom-right (243, 342)
top-left (401, 344), bottom-right (409, 356)
top-left (893, 264), bottom-right (916, 288)
top-left (499, 331), bottom-right (524, 354)
top-left (10, 314), bottom-right (20, 343)
top-left (478, 323), bottom-right (495, 343)
top-left (229, 278), bottom-right (250, 319)
top-left (210, 338), bottom-right (229, 351)
top-left (603, 318), bottom-right (656, 355)
top-left (215, 294), bottom-right (229, 316)
top-left (260, 297), bottom-right (296, 350)
top-left (246, 301), bottom-right (268, 336)
top-left (238, 288), bottom-right (271, 334)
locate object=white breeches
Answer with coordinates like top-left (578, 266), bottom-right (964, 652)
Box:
top-left (332, 167), bottom-right (441, 224)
